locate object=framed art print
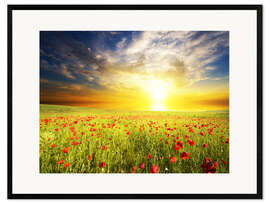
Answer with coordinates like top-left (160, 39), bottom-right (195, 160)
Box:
top-left (8, 5), bottom-right (263, 199)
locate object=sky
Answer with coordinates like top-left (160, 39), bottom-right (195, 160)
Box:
top-left (40, 31), bottom-right (229, 111)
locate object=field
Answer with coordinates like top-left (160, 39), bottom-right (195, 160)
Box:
top-left (40, 104), bottom-right (229, 173)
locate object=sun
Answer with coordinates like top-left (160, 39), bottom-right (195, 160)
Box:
top-left (151, 87), bottom-right (166, 101)
top-left (144, 79), bottom-right (169, 111)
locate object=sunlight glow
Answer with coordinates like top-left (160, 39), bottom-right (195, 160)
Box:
top-left (144, 79), bottom-right (169, 111)
top-left (152, 104), bottom-right (167, 111)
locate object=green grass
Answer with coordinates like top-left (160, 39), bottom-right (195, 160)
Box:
top-left (40, 104), bottom-right (229, 173)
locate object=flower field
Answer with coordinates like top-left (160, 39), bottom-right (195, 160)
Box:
top-left (40, 104), bottom-right (229, 173)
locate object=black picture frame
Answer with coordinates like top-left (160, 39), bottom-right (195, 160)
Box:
top-left (7, 4), bottom-right (263, 199)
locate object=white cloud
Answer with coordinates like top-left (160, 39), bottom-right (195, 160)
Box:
top-left (205, 66), bottom-right (216, 71)
top-left (100, 31), bottom-right (229, 91)
top-left (117, 37), bottom-right (127, 49)
top-left (61, 64), bottom-right (75, 79)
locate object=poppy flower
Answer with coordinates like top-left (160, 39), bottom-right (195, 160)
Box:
top-left (225, 139), bottom-right (229, 144)
top-left (170, 156), bottom-right (177, 163)
top-left (201, 157), bottom-right (217, 173)
top-left (57, 160), bottom-right (64, 165)
top-left (213, 161), bottom-right (218, 168)
top-left (205, 157), bottom-right (211, 163)
top-left (55, 128), bottom-right (59, 132)
top-left (132, 166), bottom-right (136, 173)
top-left (62, 147), bottom-right (70, 153)
top-left (187, 139), bottom-right (195, 146)
top-left (174, 143), bottom-right (183, 150)
top-left (150, 165), bottom-right (158, 173)
top-left (200, 132), bottom-right (204, 136)
top-left (99, 162), bottom-right (106, 168)
top-left (88, 155), bottom-right (92, 161)
top-left (51, 144), bottom-right (56, 148)
top-left (71, 141), bottom-right (79, 146)
top-left (147, 154), bottom-right (152, 159)
top-left (180, 152), bottom-right (189, 160)
top-left (158, 156), bottom-right (162, 160)
top-left (220, 159), bottom-right (227, 165)
top-left (203, 144), bottom-right (208, 148)
top-left (139, 163), bottom-right (145, 169)
top-left (127, 131), bottom-right (130, 135)
top-left (102, 145), bottom-right (107, 150)
top-left (64, 162), bottom-right (70, 168)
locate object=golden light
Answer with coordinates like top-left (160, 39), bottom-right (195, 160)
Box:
top-left (152, 104), bottom-right (167, 111)
top-left (144, 79), bottom-right (169, 111)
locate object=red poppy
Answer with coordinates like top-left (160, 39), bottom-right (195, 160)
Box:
top-left (147, 154), bottom-right (152, 159)
top-left (174, 143), bottom-right (183, 150)
top-left (225, 139), bottom-right (229, 144)
top-left (99, 162), bottom-right (106, 168)
top-left (150, 165), bottom-right (158, 173)
top-left (187, 139), bottom-right (195, 146)
top-left (127, 131), bottom-right (130, 135)
top-left (88, 155), bottom-right (92, 161)
top-left (170, 156), bottom-right (177, 163)
top-left (57, 160), bottom-right (64, 165)
top-left (62, 147), bottom-right (70, 153)
top-left (203, 144), bottom-right (208, 148)
top-left (55, 128), bottom-right (59, 132)
top-left (158, 156), bottom-right (162, 160)
top-left (139, 163), bottom-right (145, 169)
top-left (213, 161), bottom-right (218, 168)
top-left (51, 144), bottom-right (56, 148)
top-left (64, 162), bottom-right (70, 168)
top-left (102, 145), bottom-right (107, 150)
top-left (132, 166), bottom-right (136, 173)
top-left (200, 131), bottom-right (204, 136)
top-left (201, 158), bottom-right (217, 173)
top-left (180, 152), bottom-right (189, 160)
top-left (220, 159), bottom-right (227, 165)
top-left (71, 141), bottom-right (79, 146)
top-left (205, 157), bottom-right (211, 163)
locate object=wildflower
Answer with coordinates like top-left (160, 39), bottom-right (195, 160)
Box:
top-left (180, 152), bottom-right (189, 160)
top-left (57, 160), bottom-right (64, 165)
top-left (64, 162), bottom-right (70, 168)
top-left (139, 163), bottom-right (145, 169)
top-left (71, 141), bottom-right (79, 146)
top-left (187, 139), bottom-right (195, 146)
top-left (62, 146), bottom-right (70, 153)
top-left (99, 162), bottom-right (106, 168)
top-left (132, 166), bottom-right (136, 173)
top-left (170, 156), bottom-right (177, 163)
top-left (150, 165), bottom-right (158, 173)
top-left (201, 157), bottom-right (218, 173)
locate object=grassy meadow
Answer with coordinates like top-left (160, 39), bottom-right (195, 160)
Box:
top-left (40, 104), bottom-right (229, 173)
